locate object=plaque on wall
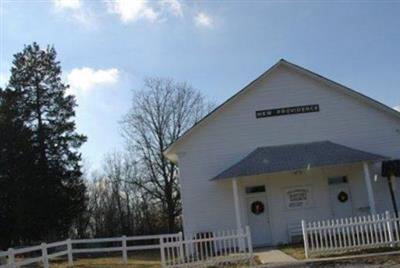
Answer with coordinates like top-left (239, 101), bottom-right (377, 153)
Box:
top-left (284, 186), bottom-right (312, 209)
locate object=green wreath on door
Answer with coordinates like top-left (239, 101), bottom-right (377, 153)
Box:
top-left (251, 201), bottom-right (264, 215)
top-left (337, 191), bottom-right (349, 203)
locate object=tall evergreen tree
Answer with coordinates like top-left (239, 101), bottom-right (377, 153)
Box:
top-left (1, 42), bottom-right (87, 246)
top-left (0, 88), bottom-right (36, 248)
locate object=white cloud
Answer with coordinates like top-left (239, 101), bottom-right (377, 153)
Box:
top-left (53, 0), bottom-right (81, 10)
top-left (394, 106), bottom-right (400, 112)
top-left (53, 0), bottom-right (95, 28)
top-left (159, 0), bottom-right (183, 17)
top-left (53, 0), bottom-right (184, 26)
top-left (67, 67), bottom-right (119, 95)
top-left (106, 0), bottom-right (159, 24)
top-left (194, 12), bottom-right (213, 28)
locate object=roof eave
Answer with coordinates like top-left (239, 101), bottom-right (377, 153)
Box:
top-left (163, 59), bottom-right (286, 157)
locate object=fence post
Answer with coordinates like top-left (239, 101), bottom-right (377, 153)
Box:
top-left (160, 236), bottom-right (166, 268)
top-left (41, 243), bottom-right (49, 268)
top-left (7, 248), bottom-right (15, 268)
top-left (66, 238), bottom-right (73, 266)
top-left (178, 232), bottom-right (184, 262)
top-left (386, 211), bottom-right (394, 246)
top-left (238, 227), bottom-right (245, 252)
top-left (301, 220), bottom-right (309, 259)
top-left (245, 226), bottom-right (253, 265)
top-left (122, 235), bottom-right (128, 264)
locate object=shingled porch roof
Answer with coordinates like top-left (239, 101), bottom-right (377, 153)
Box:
top-left (211, 141), bottom-right (388, 181)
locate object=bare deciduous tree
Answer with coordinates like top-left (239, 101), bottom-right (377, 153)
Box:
top-left (77, 151), bottom-right (169, 238)
top-left (122, 78), bottom-right (211, 232)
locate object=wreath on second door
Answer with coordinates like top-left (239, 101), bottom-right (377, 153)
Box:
top-left (337, 191), bottom-right (349, 203)
top-left (251, 201), bottom-right (264, 215)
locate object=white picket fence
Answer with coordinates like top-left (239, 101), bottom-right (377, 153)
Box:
top-left (302, 211), bottom-right (400, 258)
top-left (0, 233), bottom-right (180, 268)
top-left (160, 226), bottom-right (253, 268)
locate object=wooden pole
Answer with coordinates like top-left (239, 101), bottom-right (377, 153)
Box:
top-left (245, 226), bottom-right (253, 265)
top-left (41, 243), bottom-right (49, 268)
top-left (122, 235), bottom-right (128, 264)
top-left (160, 236), bottom-right (166, 268)
top-left (363, 162), bottom-right (377, 214)
top-left (7, 248), bottom-right (15, 268)
top-left (67, 238), bottom-right (73, 266)
top-left (385, 211), bottom-right (394, 246)
top-left (232, 179), bottom-right (242, 230)
top-left (388, 176), bottom-right (399, 218)
top-left (178, 232), bottom-right (184, 263)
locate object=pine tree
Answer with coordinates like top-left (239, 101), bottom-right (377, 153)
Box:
top-left (3, 42), bottom-right (87, 245)
top-left (0, 88), bottom-right (36, 248)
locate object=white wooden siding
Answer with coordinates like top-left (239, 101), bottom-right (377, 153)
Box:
top-left (175, 65), bottom-right (400, 244)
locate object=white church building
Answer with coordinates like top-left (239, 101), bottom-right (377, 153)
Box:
top-left (164, 59), bottom-right (400, 247)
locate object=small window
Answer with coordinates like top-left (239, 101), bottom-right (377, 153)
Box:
top-left (245, 185), bottom-right (265, 194)
top-left (328, 176), bottom-right (348, 185)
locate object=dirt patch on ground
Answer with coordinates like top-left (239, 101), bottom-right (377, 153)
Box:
top-left (278, 244), bottom-right (305, 260)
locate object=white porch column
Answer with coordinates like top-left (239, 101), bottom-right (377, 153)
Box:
top-left (363, 161), bottom-right (377, 214)
top-left (232, 178), bottom-right (242, 230)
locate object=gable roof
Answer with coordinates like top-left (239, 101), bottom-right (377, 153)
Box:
top-left (211, 141), bottom-right (388, 181)
top-left (164, 59), bottom-right (400, 162)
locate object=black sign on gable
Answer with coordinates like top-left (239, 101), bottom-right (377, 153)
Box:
top-left (256, 104), bottom-right (320, 119)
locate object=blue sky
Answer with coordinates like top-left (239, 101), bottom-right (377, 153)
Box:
top-left (1, 0), bottom-right (400, 170)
